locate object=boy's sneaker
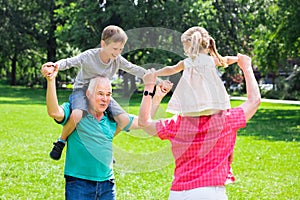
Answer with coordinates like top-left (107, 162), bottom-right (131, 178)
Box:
top-left (49, 141), bottom-right (65, 160)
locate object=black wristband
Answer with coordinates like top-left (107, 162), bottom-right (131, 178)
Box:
top-left (143, 90), bottom-right (154, 97)
top-left (143, 85), bottom-right (156, 98)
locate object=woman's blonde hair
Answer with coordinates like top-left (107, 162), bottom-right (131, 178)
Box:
top-left (181, 26), bottom-right (227, 67)
top-left (101, 25), bottom-right (128, 45)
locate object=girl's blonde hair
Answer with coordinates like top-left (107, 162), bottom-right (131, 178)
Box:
top-left (181, 26), bottom-right (227, 67)
top-left (101, 25), bottom-right (128, 45)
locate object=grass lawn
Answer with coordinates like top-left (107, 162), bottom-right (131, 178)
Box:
top-left (0, 83), bottom-right (299, 200)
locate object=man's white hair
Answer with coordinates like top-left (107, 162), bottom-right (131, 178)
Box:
top-left (87, 75), bottom-right (111, 94)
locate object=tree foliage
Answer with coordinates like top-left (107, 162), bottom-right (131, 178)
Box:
top-left (0, 0), bottom-right (299, 99)
top-left (0, 0), bottom-right (55, 85)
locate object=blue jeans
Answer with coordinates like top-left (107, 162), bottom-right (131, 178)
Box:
top-left (65, 175), bottom-right (116, 200)
top-left (69, 88), bottom-right (88, 112)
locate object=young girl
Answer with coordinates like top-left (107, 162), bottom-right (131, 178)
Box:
top-left (42, 25), bottom-right (147, 160)
top-left (155, 26), bottom-right (238, 116)
top-left (154, 26), bottom-right (238, 183)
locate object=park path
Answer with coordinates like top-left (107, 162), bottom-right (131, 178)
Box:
top-left (230, 96), bottom-right (300, 105)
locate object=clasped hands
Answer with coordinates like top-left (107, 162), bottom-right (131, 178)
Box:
top-left (143, 68), bottom-right (173, 96)
top-left (41, 62), bottom-right (58, 80)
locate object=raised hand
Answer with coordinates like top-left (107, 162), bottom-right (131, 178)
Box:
top-left (237, 53), bottom-right (252, 71)
top-left (158, 80), bottom-right (173, 94)
top-left (143, 68), bottom-right (157, 86)
top-left (41, 62), bottom-right (58, 80)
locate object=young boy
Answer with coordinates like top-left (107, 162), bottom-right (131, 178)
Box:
top-left (42, 25), bottom-right (147, 160)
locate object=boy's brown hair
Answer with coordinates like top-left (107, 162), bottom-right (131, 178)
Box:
top-left (101, 25), bottom-right (128, 45)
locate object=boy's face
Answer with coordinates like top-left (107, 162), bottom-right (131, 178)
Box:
top-left (101, 40), bottom-right (125, 61)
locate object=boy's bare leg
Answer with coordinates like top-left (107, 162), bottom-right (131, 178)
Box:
top-left (60, 109), bottom-right (83, 140)
top-left (50, 109), bottom-right (83, 160)
top-left (113, 113), bottom-right (130, 131)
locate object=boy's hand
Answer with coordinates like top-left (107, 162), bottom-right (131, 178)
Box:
top-left (41, 62), bottom-right (58, 80)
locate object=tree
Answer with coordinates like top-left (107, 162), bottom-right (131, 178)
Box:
top-left (0, 0), bottom-right (52, 85)
top-left (246, 0), bottom-right (300, 74)
top-left (1, 0), bottom-right (297, 100)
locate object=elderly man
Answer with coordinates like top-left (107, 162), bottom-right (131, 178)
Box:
top-left (42, 65), bottom-right (171, 200)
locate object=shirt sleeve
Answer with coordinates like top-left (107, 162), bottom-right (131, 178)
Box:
top-left (54, 102), bottom-right (71, 125)
top-left (56, 51), bottom-right (86, 71)
top-left (122, 114), bottom-right (135, 132)
top-left (118, 56), bottom-right (146, 79)
top-left (156, 116), bottom-right (179, 140)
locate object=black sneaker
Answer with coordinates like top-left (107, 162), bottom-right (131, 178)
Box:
top-left (49, 141), bottom-right (65, 160)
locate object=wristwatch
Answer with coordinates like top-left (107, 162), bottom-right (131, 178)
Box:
top-left (143, 90), bottom-right (154, 97)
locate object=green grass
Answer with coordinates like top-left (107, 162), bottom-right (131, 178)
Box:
top-left (0, 83), bottom-right (300, 200)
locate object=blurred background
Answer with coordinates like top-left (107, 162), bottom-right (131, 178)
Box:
top-left (0, 0), bottom-right (299, 100)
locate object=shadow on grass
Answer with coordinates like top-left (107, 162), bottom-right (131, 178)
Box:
top-left (0, 84), bottom-right (72, 105)
top-left (239, 108), bottom-right (300, 142)
top-left (1, 83), bottom-right (299, 143)
top-left (127, 95), bottom-right (300, 143)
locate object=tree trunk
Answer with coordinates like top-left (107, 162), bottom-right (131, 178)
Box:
top-left (10, 54), bottom-right (17, 86)
top-left (123, 72), bottom-right (130, 97)
top-left (129, 74), bottom-right (137, 92)
top-left (44, 0), bottom-right (57, 89)
top-left (47, 0), bottom-right (57, 62)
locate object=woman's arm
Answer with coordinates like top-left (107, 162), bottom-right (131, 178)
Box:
top-left (238, 54), bottom-right (261, 121)
top-left (126, 80), bottom-right (172, 132)
top-left (150, 81), bottom-right (173, 118)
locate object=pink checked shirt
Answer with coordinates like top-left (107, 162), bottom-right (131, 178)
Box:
top-left (156, 107), bottom-right (246, 191)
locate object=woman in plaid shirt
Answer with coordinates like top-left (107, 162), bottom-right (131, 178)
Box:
top-left (154, 26), bottom-right (239, 185)
top-left (139, 54), bottom-right (261, 200)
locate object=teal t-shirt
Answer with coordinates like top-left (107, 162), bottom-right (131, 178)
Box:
top-left (59, 102), bottom-right (118, 182)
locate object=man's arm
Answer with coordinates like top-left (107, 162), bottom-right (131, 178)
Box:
top-left (238, 54), bottom-right (261, 121)
top-left (41, 64), bottom-right (65, 121)
top-left (124, 79), bottom-right (172, 133)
